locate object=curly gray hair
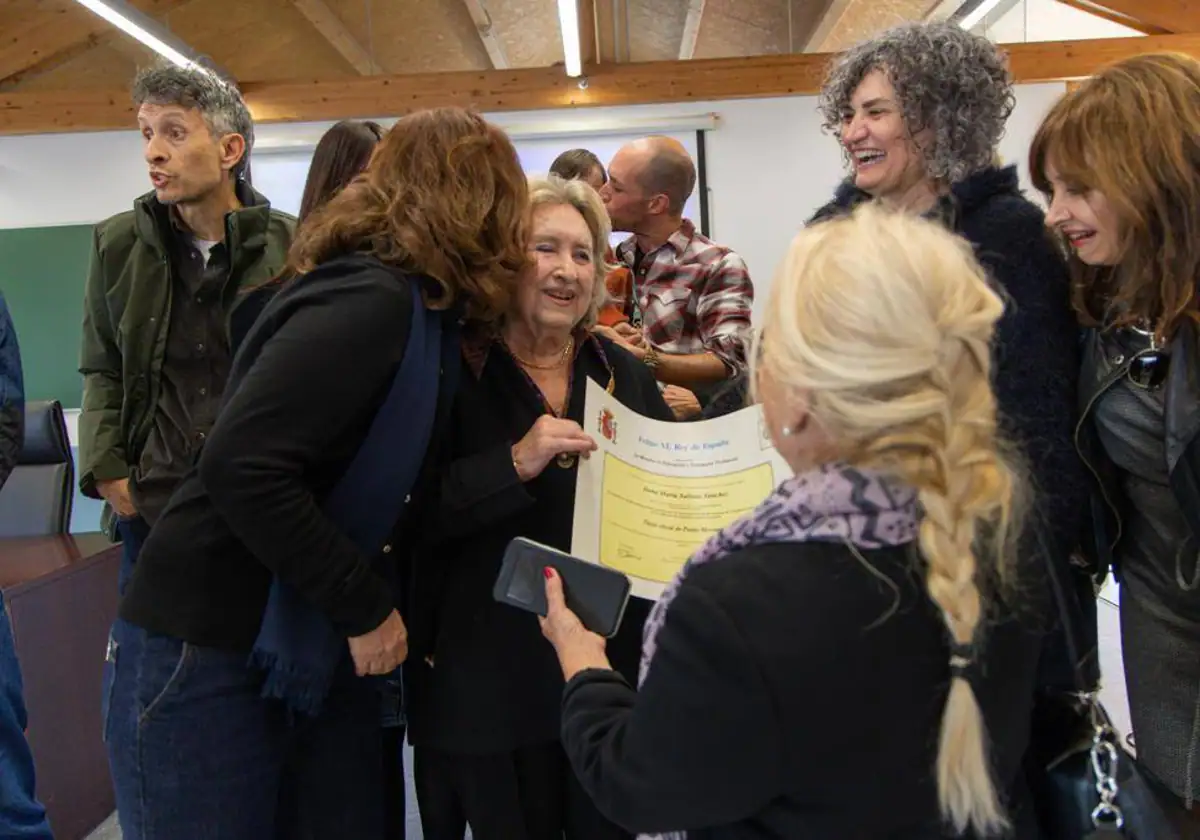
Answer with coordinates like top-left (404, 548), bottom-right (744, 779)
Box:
top-left (132, 63), bottom-right (254, 180)
top-left (818, 21), bottom-right (1015, 185)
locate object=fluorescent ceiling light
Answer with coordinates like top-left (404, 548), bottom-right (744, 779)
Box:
top-left (557, 0), bottom-right (583, 78)
top-left (74, 0), bottom-right (209, 72)
top-left (957, 0), bottom-right (1006, 30)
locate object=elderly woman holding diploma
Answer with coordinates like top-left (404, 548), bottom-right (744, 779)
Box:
top-left (406, 174), bottom-right (672, 840)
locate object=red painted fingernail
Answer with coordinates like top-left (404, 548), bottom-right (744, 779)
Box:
top-left (544, 567), bottom-right (554, 579)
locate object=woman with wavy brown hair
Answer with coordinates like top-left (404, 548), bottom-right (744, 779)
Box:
top-left (106, 107), bottom-right (529, 840)
top-left (1031, 54), bottom-right (1200, 822)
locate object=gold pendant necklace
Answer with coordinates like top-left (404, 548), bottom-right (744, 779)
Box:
top-left (505, 337), bottom-right (574, 370)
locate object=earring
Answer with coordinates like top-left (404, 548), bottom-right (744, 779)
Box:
top-left (781, 415), bottom-right (809, 438)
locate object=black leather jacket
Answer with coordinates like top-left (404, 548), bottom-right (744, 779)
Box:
top-left (1077, 320), bottom-right (1200, 578)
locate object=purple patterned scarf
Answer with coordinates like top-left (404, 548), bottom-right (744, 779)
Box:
top-left (635, 463), bottom-right (920, 840)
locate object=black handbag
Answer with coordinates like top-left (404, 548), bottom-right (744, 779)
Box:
top-left (1026, 534), bottom-right (1182, 839)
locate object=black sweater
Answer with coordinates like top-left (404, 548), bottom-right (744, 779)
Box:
top-left (561, 542), bottom-right (1043, 839)
top-left (812, 167), bottom-right (1087, 564)
top-left (404, 334), bottom-right (673, 754)
top-left (812, 168), bottom-right (1093, 687)
top-left (121, 255), bottom-right (456, 649)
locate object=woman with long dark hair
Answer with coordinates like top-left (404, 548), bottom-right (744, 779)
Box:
top-left (298, 119), bottom-right (384, 222)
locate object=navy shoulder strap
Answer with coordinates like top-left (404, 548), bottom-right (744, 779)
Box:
top-left (251, 278), bottom-right (449, 718)
top-left (323, 285), bottom-right (442, 550)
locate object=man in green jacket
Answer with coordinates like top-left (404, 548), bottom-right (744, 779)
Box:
top-left (78, 63), bottom-right (295, 588)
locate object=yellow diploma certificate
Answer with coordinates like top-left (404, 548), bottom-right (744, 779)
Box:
top-left (571, 378), bottom-right (793, 600)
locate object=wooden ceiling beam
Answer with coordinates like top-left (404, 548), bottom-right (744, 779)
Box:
top-left (590, 0), bottom-right (626, 64)
top-left (1055, 3), bottom-right (1166, 35)
top-left (0, 0), bottom-right (201, 91)
top-left (678, 0), bottom-right (706, 60)
top-left (788, 0), bottom-right (839, 53)
top-left (290, 0), bottom-right (382, 75)
top-left (1055, 0), bottom-right (1182, 33)
top-left (800, 0), bottom-right (854, 52)
top-left (577, 0), bottom-right (598, 65)
top-left (0, 5), bottom-right (112, 84)
top-left (461, 0), bottom-right (510, 70)
top-left (4, 34), bottom-right (1198, 136)
top-left (0, 31), bottom-right (108, 91)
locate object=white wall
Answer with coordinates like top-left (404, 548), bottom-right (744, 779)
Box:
top-left (0, 84), bottom-right (1067, 319)
top-left (251, 129), bottom-right (704, 246)
top-left (982, 0), bottom-right (1143, 43)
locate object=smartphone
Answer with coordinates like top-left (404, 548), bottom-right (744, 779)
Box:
top-left (493, 537), bottom-right (632, 638)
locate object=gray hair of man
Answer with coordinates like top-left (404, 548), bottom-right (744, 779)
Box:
top-left (817, 21), bottom-right (1016, 185)
top-left (527, 173), bottom-right (613, 330)
top-left (132, 63), bottom-right (255, 180)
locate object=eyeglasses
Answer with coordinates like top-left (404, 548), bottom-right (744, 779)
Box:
top-left (1123, 326), bottom-right (1170, 390)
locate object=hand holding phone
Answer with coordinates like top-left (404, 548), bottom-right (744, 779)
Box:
top-left (493, 537), bottom-right (632, 638)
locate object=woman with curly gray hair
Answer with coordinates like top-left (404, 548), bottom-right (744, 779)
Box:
top-left (813, 19), bottom-right (1093, 840)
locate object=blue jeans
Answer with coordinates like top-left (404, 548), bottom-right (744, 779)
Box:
top-left (0, 595), bottom-right (53, 840)
top-left (102, 517), bottom-right (150, 838)
top-left (105, 624), bottom-right (385, 840)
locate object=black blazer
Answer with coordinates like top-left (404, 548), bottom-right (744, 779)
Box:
top-left (561, 542), bottom-right (1044, 839)
top-left (404, 333), bottom-right (673, 754)
top-left (121, 257), bottom-right (457, 650)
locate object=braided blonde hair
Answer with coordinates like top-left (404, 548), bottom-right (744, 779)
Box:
top-left (755, 203), bottom-right (1018, 836)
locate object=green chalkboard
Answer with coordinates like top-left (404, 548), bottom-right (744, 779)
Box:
top-left (0, 225), bottom-right (93, 409)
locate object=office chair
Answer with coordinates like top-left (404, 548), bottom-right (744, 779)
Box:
top-left (0, 401), bottom-right (74, 538)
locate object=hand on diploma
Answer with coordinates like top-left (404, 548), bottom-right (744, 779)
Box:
top-left (512, 416), bottom-right (597, 482)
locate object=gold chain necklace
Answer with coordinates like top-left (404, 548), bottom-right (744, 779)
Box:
top-left (504, 336), bottom-right (574, 370)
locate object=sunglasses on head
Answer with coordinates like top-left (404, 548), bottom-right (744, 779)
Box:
top-left (1123, 325), bottom-right (1170, 390)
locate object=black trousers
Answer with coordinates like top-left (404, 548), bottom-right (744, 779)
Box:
top-left (414, 741), bottom-right (629, 840)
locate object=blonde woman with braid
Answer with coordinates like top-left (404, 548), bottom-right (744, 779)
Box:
top-left (539, 204), bottom-right (1044, 838)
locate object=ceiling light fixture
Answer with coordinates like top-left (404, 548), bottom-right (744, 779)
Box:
top-left (956, 0), bottom-right (1006, 30)
top-left (557, 0), bottom-right (583, 78)
top-left (73, 0), bottom-right (209, 72)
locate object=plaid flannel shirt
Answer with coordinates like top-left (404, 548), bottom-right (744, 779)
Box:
top-left (614, 220), bottom-right (753, 375)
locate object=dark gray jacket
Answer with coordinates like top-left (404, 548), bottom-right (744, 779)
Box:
top-left (0, 291), bottom-right (24, 491)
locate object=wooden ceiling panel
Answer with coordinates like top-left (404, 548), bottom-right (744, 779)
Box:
top-left (815, 0), bottom-right (937, 53)
top-left (8, 34), bottom-right (1200, 135)
top-left (332, 0), bottom-right (491, 74)
top-left (627, 0), bottom-right (689, 62)
top-left (482, 0), bottom-right (563, 69)
top-left (167, 0), bottom-right (354, 80)
top-left (1070, 0), bottom-right (1200, 32)
top-left (0, 0), bottom-right (194, 91)
top-left (0, 0), bottom-right (192, 84)
top-left (7, 42), bottom-right (139, 91)
top-left (693, 0), bottom-right (788, 59)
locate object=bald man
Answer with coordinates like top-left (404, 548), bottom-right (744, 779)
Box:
top-left (597, 136), bottom-right (753, 417)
